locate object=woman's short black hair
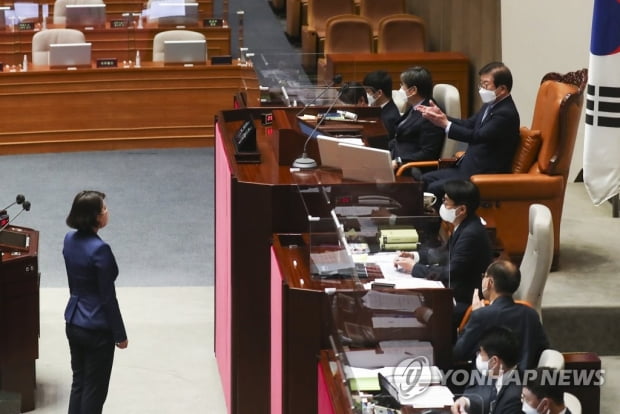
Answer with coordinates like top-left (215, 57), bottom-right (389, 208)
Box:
top-left (66, 190), bottom-right (106, 231)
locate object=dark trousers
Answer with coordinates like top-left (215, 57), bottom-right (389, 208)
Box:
top-left (66, 323), bottom-right (115, 414)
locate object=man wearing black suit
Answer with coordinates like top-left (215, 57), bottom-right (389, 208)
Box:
top-left (522, 367), bottom-right (573, 414)
top-left (394, 180), bottom-right (492, 328)
top-left (388, 66), bottom-right (445, 176)
top-left (418, 62), bottom-right (521, 203)
top-left (363, 70), bottom-right (402, 144)
top-left (454, 259), bottom-right (550, 371)
top-left (451, 326), bottom-right (523, 414)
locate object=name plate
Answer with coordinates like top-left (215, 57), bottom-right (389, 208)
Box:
top-left (203, 18), bottom-right (223, 27)
top-left (110, 19), bottom-right (127, 28)
top-left (18, 22), bottom-right (35, 30)
top-left (96, 58), bottom-right (118, 68)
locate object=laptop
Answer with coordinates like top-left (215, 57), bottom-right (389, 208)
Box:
top-left (338, 143), bottom-right (395, 183)
top-left (163, 39), bottom-right (206, 64)
top-left (49, 43), bottom-right (92, 68)
top-left (316, 135), bottom-right (341, 168)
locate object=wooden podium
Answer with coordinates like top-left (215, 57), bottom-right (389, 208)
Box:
top-left (0, 226), bottom-right (39, 413)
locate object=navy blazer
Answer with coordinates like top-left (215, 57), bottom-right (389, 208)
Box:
top-left (464, 370), bottom-right (523, 414)
top-left (454, 296), bottom-right (550, 371)
top-left (380, 99), bottom-right (402, 141)
top-left (63, 230), bottom-right (127, 342)
top-left (412, 214), bottom-right (492, 305)
top-left (390, 99), bottom-right (445, 164)
top-left (448, 95), bottom-right (520, 176)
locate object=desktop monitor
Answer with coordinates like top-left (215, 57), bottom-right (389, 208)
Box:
top-left (163, 39), bottom-right (206, 64)
top-left (148, 2), bottom-right (199, 26)
top-left (338, 142), bottom-right (395, 183)
top-left (65, 4), bottom-right (106, 29)
top-left (12, 2), bottom-right (39, 22)
top-left (49, 42), bottom-right (92, 68)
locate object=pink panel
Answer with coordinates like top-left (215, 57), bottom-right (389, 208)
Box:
top-left (214, 122), bottom-right (232, 412)
top-left (270, 248), bottom-right (283, 414)
top-left (317, 363), bottom-right (336, 414)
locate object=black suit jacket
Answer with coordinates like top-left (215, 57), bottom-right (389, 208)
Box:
top-left (464, 371), bottom-right (523, 414)
top-left (454, 296), bottom-right (550, 371)
top-left (412, 214), bottom-right (492, 305)
top-left (448, 95), bottom-right (520, 176)
top-left (390, 100), bottom-right (444, 164)
top-left (381, 99), bottom-right (401, 141)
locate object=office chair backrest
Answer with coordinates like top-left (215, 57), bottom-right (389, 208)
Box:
top-left (432, 83), bottom-right (466, 157)
top-left (377, 13), bottom-right (426, 53)
top-left (564, 392), bottom-right (582, 414)
top-left (53, 0), bottom-right (103, 25)
top-left (514, 203), bottom-right (554, 319)
top-left (152, 29), bottom-right (206, 62)
top-left (537, 349), bottom-right (564, 370)
top-left (323, 14), bottom-right (373, 55)
top-left (31, 28), bottom-right (86, 66)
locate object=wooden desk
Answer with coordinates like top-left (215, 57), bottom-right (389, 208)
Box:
top-left (0, 63), bottom-right (259, 154)
top-left (0, 24), bottom-right (230, 65)
top-left (319, 52), bottom-right (471, 117)
top-left (214, 107), bottom-right (421, 414)
top-left (0, 226), bottom-right (39, 413)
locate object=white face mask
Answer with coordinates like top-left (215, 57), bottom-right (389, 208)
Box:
top-left (399, 86), bottom-right (411, 100)
top-left (481, 276), bottom-right (490, 299)
top-left (521, 401), bottom-right (539, 414)
top-left (475, 353), bottom-right (490, 374)
top-left (367, 92), bottom-right (377, 106)
top-left (478, 87), bottom-right (497, 104)
top-left (439, 204), bottom-right (457, 223)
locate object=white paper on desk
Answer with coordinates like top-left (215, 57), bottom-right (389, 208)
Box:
top-left (344, 349), bottom-right (420, 369)
top-left (361, 289), bottom-right (422, 311)
top-left (372, 315), bottom-right (422, 328)
top-left (378, 340), bottom-right (434, 365)
top-left (364, 277), bottom-right (444, 290)
top-left (399, 385), bottom-right (454, 408)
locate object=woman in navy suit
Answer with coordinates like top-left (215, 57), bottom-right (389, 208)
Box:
top-left (63, 190), bottom-right (128, 414)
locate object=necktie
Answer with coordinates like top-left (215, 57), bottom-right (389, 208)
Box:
top-left (481, 105), bottom-right (492, 124)
top-left (488, 379), bottom-right (498, 414)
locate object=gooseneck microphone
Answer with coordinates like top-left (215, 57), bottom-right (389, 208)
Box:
top-left (296, 74), bottom-right (343, 117)
top-left (292, 84), bottom-right (350, 169)
top-left (0, 197), bottom-right (31, 233)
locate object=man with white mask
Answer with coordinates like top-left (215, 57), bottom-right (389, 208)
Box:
top-left (416, 62), bottom-right (520, 207)
top-left (454, 259), bottom-right (549, 371)
top-left (394, 180), bottom-right (492, 329)
top-left (451, 326), bottom-right (523, 414)
top-left (522, 367), bottom-right (573, 414)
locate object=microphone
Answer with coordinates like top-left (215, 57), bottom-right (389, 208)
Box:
top-left (292, 83), bottom-right (350, 169)
top-left (2, 194), bottom-right (26, 211)
top-left (296, 74), bottom-right (343, 117)
top-left (281, 85), bottom-right (291, 107)
top-left (0, 199), bottom-right (31, 233)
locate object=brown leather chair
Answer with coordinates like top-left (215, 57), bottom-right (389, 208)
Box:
top-left (316, 14), bottom-right (373, 81)
top-left (376, 13), bottom-right (426, 54)
top-left (359, 0), bottom-right (406, 36)
top-left (471, 69), bottom-right (587, 268)
top-left (395, 69), bottom-right (587, 269)
top-left (301, 0), bottom-right (355, 72)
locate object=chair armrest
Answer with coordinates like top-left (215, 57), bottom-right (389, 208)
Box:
top-left (471, 173), bottom-right (564, 200)
top-left (396, 160), bottom-right (439, 176)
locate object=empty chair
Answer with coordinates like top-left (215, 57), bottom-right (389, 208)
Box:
top-left (300, 0), bottom-right (355, 71)
top-left (359, 0), bottom-right (405, 36)
top-left (31, 28), bottom-right (85, 66)
top-left (152, 29), bottom-right (206, 62)
top-left (316, 14), bottom-right (373, 81)
top-left (564, 392), bottom-right (582, 414)
top-left (53, 0), bottom-right (103, 25)
top-left (514, 203), bottom-right (554, 319)
top-left (146, 0), bottom-right (198, 26)
top-left (377, 13), bottom-right (426, 53)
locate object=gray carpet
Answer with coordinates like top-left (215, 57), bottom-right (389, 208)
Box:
top-left (0, 148), bottom-right (214, 287)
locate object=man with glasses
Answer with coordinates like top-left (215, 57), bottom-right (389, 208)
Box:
top-left (394, 179), bottom-right (492, 329)
top-left (454, 259), bottom-right (549, 371)
top-left (416, 61), bottom-right (520, 205)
